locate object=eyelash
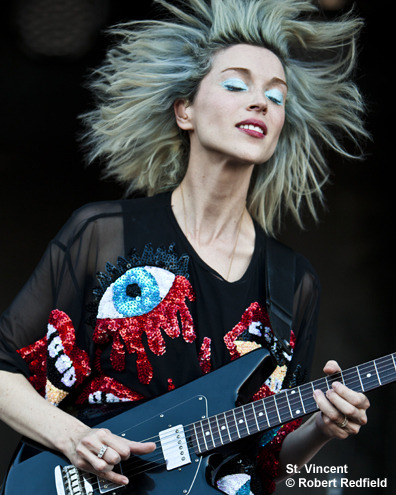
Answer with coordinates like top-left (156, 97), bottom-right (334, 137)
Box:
top-left (221, 78), bottom-right (248, 92)
top-left (221, 79), bottom-right (284, 105)
top-left (264, 89), bottom-right (284, 106)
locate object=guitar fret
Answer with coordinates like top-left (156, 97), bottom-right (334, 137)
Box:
top-left (234, 407), bottom-right (249, 438)
top-left (284, 390), bottom-right (293, 418)
top-left (249, 402), bottom-right (260, 432)
top-left (225, 410), bottom-right (239, 442)
top-left (315, 376), bottom-right (330, 393)
top-left (373, 360), bottom-right (382, 385)
top-left (275, 392), bottom-right (292, 423)
top-left (288, 388), bottom-right (304, 416)
top-left (297, 387), bottom-right (306, 414)
top-left (200, 420), bottom-right (210, 451)
top-left (264, 395), bottom-right (280, 427)
top-left (356, 366), bottom-right (365, 391)
top-left (192, 422), bottom-right (203, 454)
top-left (224, 412), bottom-right (232, 442)
top-left (262, 399), bottom-right (270, 427)
top-left (392, 354), bottom-right (396, 371)
top-left (215, 416), bottom-right (224, 445)
top-left (217, 412), bottom-right (231, 444)
top-left (232, 409), bottom-right (241, 438)
top-left (242, 407), bottom-right (250, 435)
top-left (377, 355), bottom-right (396, 385)
top-left (242, 403), bottom-right (259, 434)
top-left (209, 416), bottom-right (221, 448)
top-left (253, 400), bottom-right (269, 430)
top-left (343, 367), bottom-right (361, 392)
top-left (358, 361), bottom-right (380, 391)
top-left (298, 383), bottom-right (317, 414)
top-left (274, 396), bottom-right (282, 422)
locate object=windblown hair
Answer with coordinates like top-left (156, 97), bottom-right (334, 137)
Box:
top-left (81, 0), bottom-right (368, 234)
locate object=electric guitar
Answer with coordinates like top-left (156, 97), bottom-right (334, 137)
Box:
top-left (3, 348), bottom-right (396, 495)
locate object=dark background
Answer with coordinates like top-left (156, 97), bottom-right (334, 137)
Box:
top-left (0, 1), bottom-right (394, 493)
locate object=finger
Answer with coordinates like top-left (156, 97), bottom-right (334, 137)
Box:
top-left (323, 360), bottom-right (341, 375)
top-left (326, 385), bottom-right (369, 426)
top-left (94, 429), bottom-right (156, 458)
top-left (331, 381), bottom-right (370, 410)
top-left (75, 456), bottom-right (129, 486)
top-left (128, 440), bottom-right (156, 455)
top-left (75, 443), bottom-right (117, 474)
top-left (313, 392), bottom-right (351, 439)
top-left (313, 389), bottom-right (343, 422)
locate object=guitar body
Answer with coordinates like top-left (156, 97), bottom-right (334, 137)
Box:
top-left (4, 348), bottom-right (275, 495)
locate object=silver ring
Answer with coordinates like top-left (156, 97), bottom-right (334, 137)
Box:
top-left (97, 445), bottom-right (108, 459)
top-left (339, 416), bottom-right (348, 428)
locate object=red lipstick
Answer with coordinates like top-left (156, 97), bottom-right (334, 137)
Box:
top-left (236, 119), bottom-right (267, 139)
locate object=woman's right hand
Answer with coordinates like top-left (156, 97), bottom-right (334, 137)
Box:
top-left (66, 425), bottom-right (156, 485)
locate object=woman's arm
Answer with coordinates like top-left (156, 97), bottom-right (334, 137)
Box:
top-left (0, 370), bottom-right (155, 486)
top-left (276, 360), bottom-right (370, 482)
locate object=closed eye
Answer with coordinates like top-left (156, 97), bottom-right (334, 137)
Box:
top-left (221, 78), bottom-right (248, 92)
top-left (264, 88), bottom-right (284, 106)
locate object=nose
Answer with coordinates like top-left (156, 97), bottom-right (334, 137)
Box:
top-left (247, 97), bottom-right (268, 114)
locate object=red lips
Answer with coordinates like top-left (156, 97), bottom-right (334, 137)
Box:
top-left (236, 119), bottom-right (268, 138)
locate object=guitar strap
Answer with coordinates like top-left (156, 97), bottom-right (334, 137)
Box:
top-left (265, 236), bottom-right (296, 357)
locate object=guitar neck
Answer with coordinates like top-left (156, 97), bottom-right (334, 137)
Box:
top-left (191, 352), bottom-right (396, 454)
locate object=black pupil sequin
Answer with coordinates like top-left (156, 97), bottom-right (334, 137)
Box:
top-left (126, 283), bottom-right (141, 298)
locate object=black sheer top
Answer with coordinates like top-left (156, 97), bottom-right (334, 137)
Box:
top-left (0, 192), bottom-right (319, 405)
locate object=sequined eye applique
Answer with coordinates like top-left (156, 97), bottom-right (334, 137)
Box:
top-left (97, 266), bottom-right (176, 319)
top-left (91, 244), bottom-right (196, 385)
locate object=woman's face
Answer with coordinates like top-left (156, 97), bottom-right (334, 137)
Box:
top-left (175, 44), bottom-right (287, 167)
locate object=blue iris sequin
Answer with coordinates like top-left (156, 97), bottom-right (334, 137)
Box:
top-left (237, 480), bottom-right (251, 495)
top-left (112, 267), bottom-right (161, 317)
top-left (260, 427), bottom-right (280, 447)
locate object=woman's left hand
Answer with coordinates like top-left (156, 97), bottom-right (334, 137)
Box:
top-left (313, 360), bottom-right (370, 439)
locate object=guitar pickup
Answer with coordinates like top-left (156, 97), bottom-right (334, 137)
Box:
top-left (159, 425), bottom-right (191, 470)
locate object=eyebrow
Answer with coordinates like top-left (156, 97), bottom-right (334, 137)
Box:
top-left (221, 67), bottom-right (288, 89)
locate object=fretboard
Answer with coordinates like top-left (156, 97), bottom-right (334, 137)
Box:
top-left (190, 352), bottom-right (396, 454)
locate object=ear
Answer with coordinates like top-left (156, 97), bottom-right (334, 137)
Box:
top-left (174, 98), bottom-right (194, 131)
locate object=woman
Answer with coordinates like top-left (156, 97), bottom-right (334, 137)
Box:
top-left (0, 0), bottom-right (370, 493)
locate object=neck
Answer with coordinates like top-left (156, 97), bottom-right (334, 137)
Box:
top-left (171, 163), bottom-right (255, 282)
top-left (174, 162), bottom-right (253, 243)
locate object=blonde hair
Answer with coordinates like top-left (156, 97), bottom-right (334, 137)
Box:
top-left (81, 0), bottom-right (368, 234)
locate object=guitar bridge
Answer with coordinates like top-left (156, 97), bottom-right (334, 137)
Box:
top-left (54, 464), bottom-right (124, 495)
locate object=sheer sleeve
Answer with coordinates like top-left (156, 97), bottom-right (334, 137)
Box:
top-left (0, 201), bottom-right (125, 377)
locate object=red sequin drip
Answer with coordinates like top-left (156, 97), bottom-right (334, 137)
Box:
top-left (198, 337), bottom-right (212, 374)
top-left (17, 337), bottom-right (47, 396)
top-left (167, 378), bottom-right (175, 391)
top-left (93, 275), bottom-right (196, 385)
top-left (224, 302), bottom-right (271, 359)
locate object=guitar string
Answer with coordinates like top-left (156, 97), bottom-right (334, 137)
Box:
top-left (80, 357), bottom-right (396, 488)
top-left (85, 364), bottom-right (396, 492)
top-left (97, 358), bottom-right (396, 482)
top-left (121, 358), bottom-right (396, 477)
top-left (85, 357), bottom-right (396, 488)
top-left (118, 355), bottom-right (396, 452)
